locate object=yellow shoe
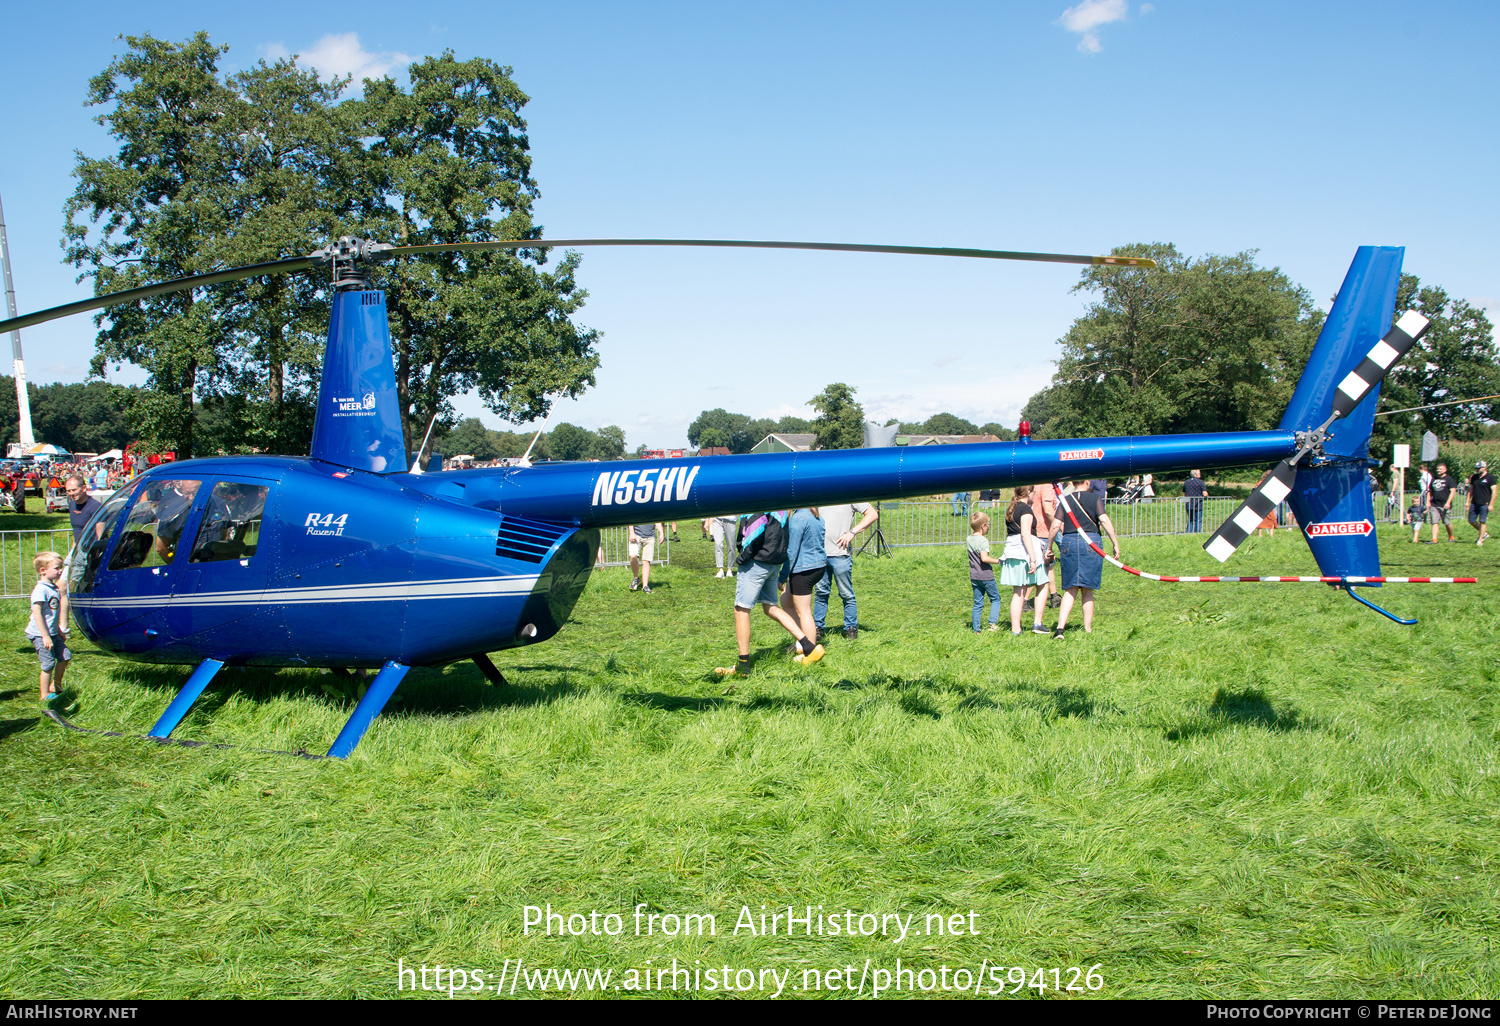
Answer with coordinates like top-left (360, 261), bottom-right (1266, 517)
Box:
top-left (800, 644), bottom-right (825, 666)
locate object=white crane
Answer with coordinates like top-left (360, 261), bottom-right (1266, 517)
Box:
top-left (0, 189), bottom-right (36, 456)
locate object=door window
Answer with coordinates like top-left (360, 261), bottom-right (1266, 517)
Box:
top-left (189, 482), bottom-right (270, 563)
top-left (108, 480), bottom-right (204, 571)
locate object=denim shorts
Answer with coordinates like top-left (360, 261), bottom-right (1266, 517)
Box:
top-left (734, 560), bottom-right (781, 609)
top-left (1469, 504), bottom-right (1489, 524)
top-left (30, 633), bottom-right (70, 673)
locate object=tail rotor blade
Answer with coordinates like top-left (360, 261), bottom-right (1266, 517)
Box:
top-left (1331, 310), bottom-right (1431, 420)
top-left (1203, 459), bottom-right (1298, 563)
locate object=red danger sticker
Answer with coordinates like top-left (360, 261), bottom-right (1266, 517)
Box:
top-left (1059, 448), bottom-right (1104, 461)
top-left (1306, 519), bottom-right (1373, 537)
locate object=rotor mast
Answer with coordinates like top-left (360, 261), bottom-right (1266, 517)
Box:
top-left (0, 189), bottom-right (35, 451)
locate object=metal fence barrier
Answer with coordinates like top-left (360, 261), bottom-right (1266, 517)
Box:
top-left (596, 525), bottom-right (673, 568)
top-left (866, 496), bottom-right (1315, 549)
top-left (0, 530), bottom-right (75, 599)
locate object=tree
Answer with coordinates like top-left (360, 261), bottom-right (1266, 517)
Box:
top-left (920, 412), bottom-right (981, 435)
top-left (687, 408), bottom-right (758, 453)
top-left (1373, 274), bottom-right (1500, 458)
top-left (202, 57), bottom-right (364, 456)
top-left (64, 33), bottom-right (239, 459)
top-left (440, 417), bottom-right (500, 460)
top-left (547, 422), bottom-right (594, 461)
top-left (357, 53), bottom-right (600, 454)
top-left (1021, 244), bottom-right (1322, 439)
top-left (0, 379), bottom-right (136, 453)
top-left (590, 425), bottom-right (627, 461)
top-left (65, 37), bottom-right (600, 459)
top-left (980, 422), bottom-right (1017, 441)
top-left (810, 383), bottom-right (864, 450)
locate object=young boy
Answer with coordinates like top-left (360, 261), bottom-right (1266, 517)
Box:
top-left (967, 512), bottom-right (1002, 632)
top-left (27, 551), bottom-right (70, 704)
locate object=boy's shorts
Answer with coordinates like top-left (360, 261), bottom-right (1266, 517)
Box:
top-left (734, 560), bottom-right (781, 609)
top-left (628, 535), bottom-right (656, 562)
top-left (30, 633), bottom-right (70, 673)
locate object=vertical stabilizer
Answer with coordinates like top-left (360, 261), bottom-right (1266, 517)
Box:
top-left (1280, 246), bottom-right (1403, 453)
top-left (1280, 247), bottom-right (1404, 581)
top-left (309, 290), bottom-right (408, 473)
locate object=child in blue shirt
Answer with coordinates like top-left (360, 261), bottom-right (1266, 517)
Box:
top-left (27, 551), bottom-right (70, 704)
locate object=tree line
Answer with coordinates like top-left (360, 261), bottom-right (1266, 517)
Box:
top-left (1021, 244), bottom-right (1498, 463)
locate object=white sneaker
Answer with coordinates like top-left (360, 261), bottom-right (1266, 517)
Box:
top-left (715, 570), bottom-right (725, 578)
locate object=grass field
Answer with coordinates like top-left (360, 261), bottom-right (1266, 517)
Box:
top-left (2, 522), bottom-right (1497, 999)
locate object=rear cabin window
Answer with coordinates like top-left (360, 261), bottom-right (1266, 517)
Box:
top-left (189, 482), bottom-right (270, 563)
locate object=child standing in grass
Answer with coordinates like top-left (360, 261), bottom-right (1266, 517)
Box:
top-left (967, 512), bottom-right (1002, 632)
top-left (27, 551), bottom-right (70, 704)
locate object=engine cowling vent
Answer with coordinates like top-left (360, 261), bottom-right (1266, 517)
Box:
top-left (495, 515), bottom-right (571, 563)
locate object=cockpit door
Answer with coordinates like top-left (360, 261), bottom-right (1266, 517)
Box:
top-left (164, 478), bottom-right (276, 646)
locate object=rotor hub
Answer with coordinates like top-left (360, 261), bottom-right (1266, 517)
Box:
top-left (310, 237), bottom-right (395, 291)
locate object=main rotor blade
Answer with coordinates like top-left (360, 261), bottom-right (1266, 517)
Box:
top-left (386, 238), bottom-right (1158, 268)
top-left (0, 255), bottom-right (316, 335)
top-left (1202, 459), bottom-right (1298, 563)
top-left (0, 237), bottom-right (1153, 336)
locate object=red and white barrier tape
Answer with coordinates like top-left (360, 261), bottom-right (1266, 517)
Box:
top-left (1048, 487), bottom-right (1477, 585)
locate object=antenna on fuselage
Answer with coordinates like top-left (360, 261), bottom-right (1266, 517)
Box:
top-left (517, 424), bottom-right (545, 468)
top-left (410, 413), bottom-right (441, 475)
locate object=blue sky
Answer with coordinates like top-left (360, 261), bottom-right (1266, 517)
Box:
top-left (3, 1), bottom-right (1496, 448)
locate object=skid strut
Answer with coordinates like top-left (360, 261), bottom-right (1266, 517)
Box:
top-left (327, 661), bottom-right (409, 758)
top-left (148, 658), bottom-right (225, 738)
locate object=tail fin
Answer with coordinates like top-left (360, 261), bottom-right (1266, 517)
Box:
top-left (1280, 246), bottom-right (1404, 579)
top-left (308, 290), bottom-right (409, 473)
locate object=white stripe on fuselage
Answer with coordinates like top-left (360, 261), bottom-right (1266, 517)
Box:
top-left (68, 574), bottom-right (543, 609)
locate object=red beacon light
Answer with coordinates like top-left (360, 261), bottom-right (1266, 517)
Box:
top-left (1018, 419), bottom-right (1031, 444)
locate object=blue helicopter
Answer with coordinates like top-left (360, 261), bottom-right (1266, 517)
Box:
top-left (0, 238), bottom-right (1426, 756)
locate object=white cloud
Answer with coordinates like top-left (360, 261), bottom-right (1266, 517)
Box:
top-left (934, 354), bottom-right (961, 368)
top-left (1057, 0), bottom-right (1129, 53)
top-left (261, 33), bottom-right (413, 84)
top-left (860, 366), bottom-right (1058, 430)
top-left (756, 402), bottom-right (817, 421)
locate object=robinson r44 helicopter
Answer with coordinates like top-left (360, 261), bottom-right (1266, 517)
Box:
top-left (0, 238), bottom-right (1435, 756)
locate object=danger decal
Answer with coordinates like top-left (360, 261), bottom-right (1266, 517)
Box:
top-left (1306, 519), bottom-right (1373, 538)
top-left (1059, 448), bottom-right (1104, 462)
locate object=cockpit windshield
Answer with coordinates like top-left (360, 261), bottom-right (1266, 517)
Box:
top-left (68, 488), bottom-right (133, 595)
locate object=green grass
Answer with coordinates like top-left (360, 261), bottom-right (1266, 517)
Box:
top-left (2, 525), bottom-right (1498, 999)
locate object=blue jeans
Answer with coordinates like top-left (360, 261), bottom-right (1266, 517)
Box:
top-left (813, 555), bottom-right (857, 631)
top-left (971, 579), bottom-right (1000, 631)
top-left (952, 492), bottom-right (969, 516)
top-left (1186, 502), bottom-right (1203, 533)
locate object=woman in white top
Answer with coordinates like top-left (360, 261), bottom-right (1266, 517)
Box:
top-left (999, 485), bottom-right (1051, 634)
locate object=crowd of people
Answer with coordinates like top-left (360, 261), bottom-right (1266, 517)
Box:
top-left (1, 457), bottom-right (125, 514)
top-left (1402, 460), bottom-right (1495, 546)
top-left (618, 478), bottom-right (1127, 677)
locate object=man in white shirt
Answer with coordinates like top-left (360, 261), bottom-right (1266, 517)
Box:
top-left (813, 503), bottom-right (879, 641)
